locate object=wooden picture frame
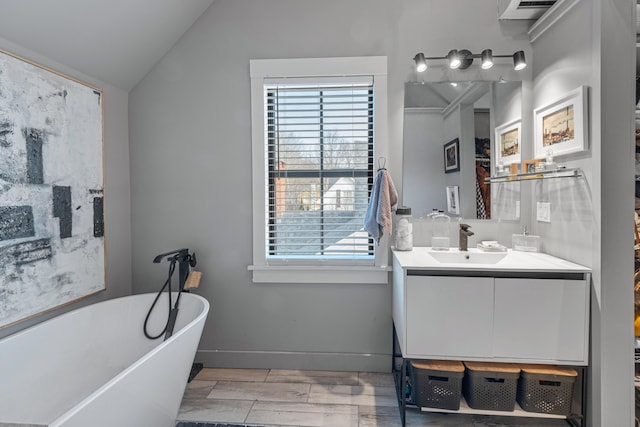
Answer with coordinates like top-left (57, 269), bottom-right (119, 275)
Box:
top-left (444, 138), bottom-right (460, 173)
top-left (534, 86), bottom-right (589, 159)
top-left (0, 49), bottom-right (105, 328)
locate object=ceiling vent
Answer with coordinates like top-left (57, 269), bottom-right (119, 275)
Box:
top-left (497, 0), bottom-right (557, 20)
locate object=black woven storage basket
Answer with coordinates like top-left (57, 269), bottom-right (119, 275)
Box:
top-left (463, 362), bottom-right (520, 411)
top-left (409, 360), bottom-right (464, 410)
top-left (517, 370), bottom-right (576, 415)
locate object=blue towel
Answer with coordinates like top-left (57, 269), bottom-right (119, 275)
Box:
top-left (364, 169), bottom-right (398, 245)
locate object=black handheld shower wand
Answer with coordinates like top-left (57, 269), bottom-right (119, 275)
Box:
top-left (145, 248), bottom-right (197, 341)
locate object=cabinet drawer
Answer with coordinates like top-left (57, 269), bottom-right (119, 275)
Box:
top-left (406, 276), bottom-right (494, 358)
top-left (493, 278), bottom-right (589, 363)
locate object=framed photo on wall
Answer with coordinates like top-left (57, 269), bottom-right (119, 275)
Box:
top-left (444, 138), bottom-right (460, 173)
top-left (534, 85), bottom-right (589, 159)
top-left (446, 185), bottom-right (460, 215)
top-left (494, 119), bottom-right (521, 166)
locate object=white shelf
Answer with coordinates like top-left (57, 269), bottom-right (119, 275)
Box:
top-left (419, 396), bottom-right (567, 419)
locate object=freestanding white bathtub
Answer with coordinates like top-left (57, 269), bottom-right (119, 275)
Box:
top-left (0, 292), bottom-right (209, 427)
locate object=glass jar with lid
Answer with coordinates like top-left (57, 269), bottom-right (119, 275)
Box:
top-left (394, 206), bottom-right (413, 251)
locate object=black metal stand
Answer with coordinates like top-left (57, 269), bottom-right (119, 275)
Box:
top-left (391, 322), bottom-right (586, 427)
top-left (565, 366), bottom-right (587, 427)
top-left (391, 323), bottom-right (408, 427)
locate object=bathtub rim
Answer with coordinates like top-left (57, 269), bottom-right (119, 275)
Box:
top-left (0, 291), bottom-right (208, 345)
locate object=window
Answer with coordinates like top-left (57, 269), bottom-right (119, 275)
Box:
top-left (266, 80), bottom-right (373, 259)
top-left (249, 57), bottom-right (388, 284)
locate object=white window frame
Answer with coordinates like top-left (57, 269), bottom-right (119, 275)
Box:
top-left (249, 56), bottom-right (390, 284)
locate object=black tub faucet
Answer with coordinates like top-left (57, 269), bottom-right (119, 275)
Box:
top-left (153, 248), bottom-right (197, 291)
top-left (459, 224), bottom-right (474, 251)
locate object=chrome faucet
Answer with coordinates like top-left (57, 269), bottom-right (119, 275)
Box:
top-left (459, 224), bottom-right (474, 251)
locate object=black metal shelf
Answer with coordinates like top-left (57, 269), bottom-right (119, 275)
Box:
top-left (391, 322), bottom-right (585, 427)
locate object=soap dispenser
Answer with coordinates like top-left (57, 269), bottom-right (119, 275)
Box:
top-left (512, 226), bottom-right (541, 252)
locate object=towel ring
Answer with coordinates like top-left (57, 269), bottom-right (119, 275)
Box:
top-left (378, 157), bottom-right (387, 170)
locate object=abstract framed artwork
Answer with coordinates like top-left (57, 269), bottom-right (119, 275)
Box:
top-left (534, 86), bottom-right (589, 159)
top-left (494, 118), bottom-right (521, 166)
top-left (444, 138), bottom-right (460, 173)
top-left (0, 49), bottom-right (105, 328)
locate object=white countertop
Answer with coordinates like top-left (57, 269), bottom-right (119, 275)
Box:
top-left (392, 247), bottom-right (591, 273)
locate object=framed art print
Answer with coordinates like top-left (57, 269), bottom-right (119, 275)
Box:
top-left (534, 86), bottom-right (588, 159)
top-left (446, 185), bottom-right (460, 215)
top-left (494, 119), bottom-right (521, 166)
top-left (444, 138), bottom-right (460, 173)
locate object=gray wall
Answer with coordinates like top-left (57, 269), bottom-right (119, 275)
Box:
top-left (128, 0), bottom-right (531, 371)
top-left (528, 1), bottom-right (635, 425)
top-left (0, 37), bottom-right (132, 339)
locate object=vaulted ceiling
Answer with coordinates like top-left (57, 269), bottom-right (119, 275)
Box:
top-left (0, 0), bottom-right (215, 91)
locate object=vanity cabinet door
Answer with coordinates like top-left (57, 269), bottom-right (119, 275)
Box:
top-left (493, 278), bottom-right (589, 363)
top-left (406, 275), bottom-right (494, 358)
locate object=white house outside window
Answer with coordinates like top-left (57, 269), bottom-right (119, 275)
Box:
top-left (249, 57), bottom-right (389, 284)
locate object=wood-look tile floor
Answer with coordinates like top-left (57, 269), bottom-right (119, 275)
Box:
top-left (176, 368), bottom-right (571, 427)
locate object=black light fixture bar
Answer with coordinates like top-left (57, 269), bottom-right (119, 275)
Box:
top-left (413, 49), bottom-right (526, 72)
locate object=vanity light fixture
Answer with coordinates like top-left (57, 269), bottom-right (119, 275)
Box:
top-left (481, 49), bottom-right (493, 69)
top-left (447, 49), bottom-right (462, 69)
top-left (413, 52), bottom-right (427, 72)
top-left (413, 49), bottom-right (526, 72)
top-left (513, 50), bottom-right (527, 71)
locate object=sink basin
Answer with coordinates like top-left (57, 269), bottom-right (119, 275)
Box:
top-left (428, 250), bottom-right (507, 264)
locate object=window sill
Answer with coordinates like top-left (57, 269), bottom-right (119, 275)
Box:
top-left (248, 265), bottom-right (392, 284)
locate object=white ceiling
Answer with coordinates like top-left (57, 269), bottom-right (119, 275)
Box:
top-left (0, 0), bottom-right (215, 91)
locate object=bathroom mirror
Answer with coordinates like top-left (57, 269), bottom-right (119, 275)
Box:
top-left (402, 80), bottom-right (522, 220)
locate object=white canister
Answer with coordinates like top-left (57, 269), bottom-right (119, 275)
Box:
top-left (394, 206), bottom-right (413, 251)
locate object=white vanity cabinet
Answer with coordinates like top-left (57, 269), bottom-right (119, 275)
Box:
top-left (391, 248), bottom-right (591, 426)
top-left (392, 248), bottom-right (591, 365)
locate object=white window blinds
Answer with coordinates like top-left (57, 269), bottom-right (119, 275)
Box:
top-left (264, 79), bottom-right (374, 261)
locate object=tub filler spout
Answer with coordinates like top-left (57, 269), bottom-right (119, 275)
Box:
top-left (153, 248), bottom-right (196, 291)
